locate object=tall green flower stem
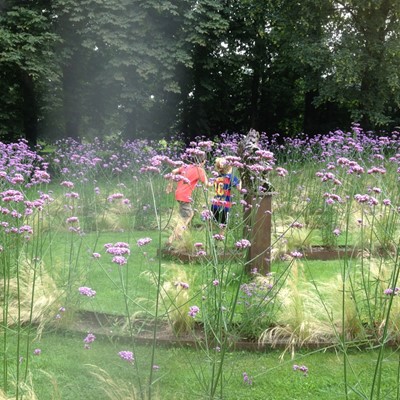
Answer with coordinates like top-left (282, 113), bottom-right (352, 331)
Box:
top-left (23, 197), bottom-right (51, 384)
top-left (201, 223), bottom-right (250, 398)
top-left (1, 202), bottom-right (24, 398)
top-left (148, 178), bottom-right (163, 400)
top-left (370, 246), bottom-right (400, 399)
top-left (1, 235), bottom-right (10, 394)
top-left (340, 195), bottom-right (354, 400)
top-left (116, 257), bottom-right (146, 399)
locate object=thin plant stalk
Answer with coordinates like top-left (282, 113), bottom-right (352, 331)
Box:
top-left (369, 244), bottom-right (400, 399)
top-left (148, 179), bottom-right (163, 400)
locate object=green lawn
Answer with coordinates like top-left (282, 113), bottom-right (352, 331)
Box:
top-left (3, 219), bottom-right (397, 399)
top-left (2, 331), bottom-right (399, 399)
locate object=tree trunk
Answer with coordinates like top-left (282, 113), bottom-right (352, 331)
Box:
top-left (19, 70), bottom-right (38, 147)
top-left (303, 89), bottom-right (319, 134)
top-left (250, 35), bottom-right (264, 131)
top-left (62, 61), bottom-right (81, 140)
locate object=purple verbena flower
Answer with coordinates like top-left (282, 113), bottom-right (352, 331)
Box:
top-left (293, 364), bottom-right (308, 376)
top-left (137, 237), bottom-right (152, 246)
top-left (106, 246), bottom-right (130, 256)
top-left (235, 239), bottom-right (251, 249)
top-left (290, 251), bottom-right (303, 258)
top-left (112, 256), bottom-right (127, 266)
top-left (384, 288), bottom-right (400, 295)
top-left (242, 372), bottom-right (252, 385)
top-left (118, 350), bottom-right (134, 363)
top-left (78, 287), bottom-right (96, 297)
top-left (213, 233), bottom-right (225, 241)
top-left (201, 210), bottom-right (212, 221)
top-left (60, 181), bottom-right (74, 188)
top-left (188, 305), bottom-right (200, 318)
top-left (181, 282), bottom-right (189, 289)
top-left (84, 333), bottom-right (96, 343)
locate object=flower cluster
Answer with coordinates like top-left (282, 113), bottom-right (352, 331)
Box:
top-left (333, 228), bottom-right (342, 236)
top-left (212, 233), bottom-right (225, 241)
top-left (174, 281), bottom-right (189, 290)
top-left (235, 239), bottom-right (251, 249)
top-left (66, 216), bottom-right (79, 224)
top-left (242, 372), bottom-right (252, 385)
top-left (104, 242), bottom-right (130, 266)
top-left (354, 193), bottom-right (379, 206)
top-left (164, 172), bottom-right (190, 184)
top-left (139, 166), bottom-right (161, 174)
top-left (118, 350), bottom-right (134, 363)
top-left (384, 288), bottom-right (400, 296)
top-left (60, 181), bottom-right (74, 188)
top-left (200, 210), bottom-right (212, 221)
top-left (137, 237), bottom-right (152, 246)
top-left (83, 333), bottom-right (96, 349)
top-left (106, 193), bottom-right (130, 205)
top-left (105, 242), bottom-right (130, 254)
top-left (188, 305), bottom-right (200, 318)
top-left (112, 256), bottom-right (127, 266)
top-left (290, 221), bottom-right (304, 229)
top-left (78, 287), bottom-right (96, 297)
top-left (323, 193), bottom-right (343, 204)
top-left (275, 167), bottom-right (288, 177)
top-left (0, 140), bottom-right (50, 187)
top-left (293, 364), bottom-right (308, 376)
top-left (55, 306), bottom-right (66, 320)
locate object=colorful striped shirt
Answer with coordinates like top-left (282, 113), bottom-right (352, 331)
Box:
top-left (211, 173), bottom-right (240, 211)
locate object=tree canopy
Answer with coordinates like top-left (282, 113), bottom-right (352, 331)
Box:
top-left (1, 0), bottom-right (399, 144)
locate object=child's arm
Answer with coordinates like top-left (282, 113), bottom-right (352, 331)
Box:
top-left (234, 176), bottom-right (242, 191)
top-left (166, 167), bottom-right (181, 193)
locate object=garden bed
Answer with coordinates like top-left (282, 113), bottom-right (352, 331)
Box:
top-left (69, 311), bottom-right (337, 351)
top-left (301, 246), bottom-right (360, 260)
top-left (159, 247), bottom-right (244, 262)
top-left (161, 246), bottom-right (361, 262)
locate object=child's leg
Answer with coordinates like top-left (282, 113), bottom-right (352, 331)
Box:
top-left (167, 201), bottom-right (194, 245)
top-left (218, 210), bottom-right (228, 236)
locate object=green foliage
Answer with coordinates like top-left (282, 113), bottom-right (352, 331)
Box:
top-left (317, 0), bottom-right (400, 128)
top-left (0, 7), bottom-right (59, 79)
top-left (234, 273), bottom-right (281, 340)
top-left (2, 0), bottom-right (400, 141)
top-left (0, 4), bottom-right (60, 141)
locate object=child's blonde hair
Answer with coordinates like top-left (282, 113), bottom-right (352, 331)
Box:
top-left (215, 157), bottom-right (232, 174)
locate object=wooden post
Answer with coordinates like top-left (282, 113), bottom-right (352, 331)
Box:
top-left (247, 192), bottom-right (274, 274)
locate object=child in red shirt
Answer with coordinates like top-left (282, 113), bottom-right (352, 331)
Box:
top-left (166, 154), bottom-right (208, 246)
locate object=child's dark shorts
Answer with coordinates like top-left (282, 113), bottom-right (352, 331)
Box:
top-left (211, 207), bottom-right (228, 225)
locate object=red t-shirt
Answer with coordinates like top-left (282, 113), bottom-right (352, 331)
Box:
top-left (175, 164), bottom-right (206, 203)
